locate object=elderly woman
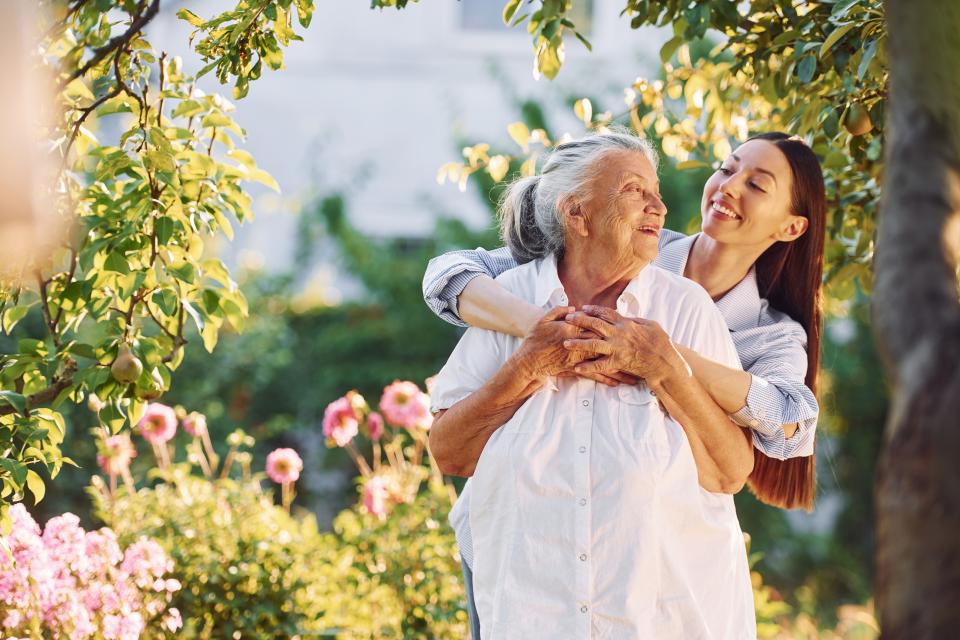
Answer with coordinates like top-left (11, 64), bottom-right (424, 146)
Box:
top-left (429, 131), bottom-right (757, 639)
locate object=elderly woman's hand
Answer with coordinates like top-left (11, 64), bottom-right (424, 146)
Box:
top-left (510, 306), bottom-right (597, 382)
top-left (562, 305), bottom-right (687, 384)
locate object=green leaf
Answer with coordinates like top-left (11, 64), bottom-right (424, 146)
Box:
top-left (99, 402), bottom-right (126, 435)
top-left (176, 8), bottom-right (205, 27)
top-left (145, 150), bottom-right (176, 173)
top-left (659, 36), bottom-right (683, 64)
top-left (167, 262), bottom-right (196, 284)
top-left (819, 23), bottom-right (855, 58)
top-left (172, 99), bottom-right (206, 119)
top-left (104, 251), bottom-right (130, 274)
top-left (857, 38), bottom-right (878, 80)
top-left (503, 0), bottom-right (522, 24)
top-left (0, 391), bottom-right (27, 415)
top-left (182, 299), bottom-right (204, 332)
top-left (0, 459), bottom-right (27, 487)
top-left (202, 289), bottom-right (222, 314)
top-left (796, 55), bottom-right (817, 83)
top-left (25, 469), bottom-right (45, 505)
top-left (2, 304), bottom-right (33, 332)
top-left (155, 216), bottom-right (175, 245)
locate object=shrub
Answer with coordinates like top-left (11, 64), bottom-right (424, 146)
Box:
top-left (0, 504), bottom-right (181, 639)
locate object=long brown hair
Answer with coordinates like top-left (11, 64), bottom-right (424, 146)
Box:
top-left (744, 132), bottom-right (826, 511)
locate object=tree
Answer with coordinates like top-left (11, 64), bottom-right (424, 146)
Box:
top-left (0, 0), bottom-right (313, 525)
top-left (873, 1), bottom-right (960, 636)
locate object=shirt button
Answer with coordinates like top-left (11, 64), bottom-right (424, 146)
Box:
top-left (578, 446), bottom-right (587, 453)
top-left (580, 605), bottom-right (589, 614)
top-left (650, 389), bottom-right (656, 397)
top-left (581, 399), bottom-right (590, 407)
top-left (579, 553), bottom-right (587, 561)
top-left (578, 498), bottom-right (587, 506)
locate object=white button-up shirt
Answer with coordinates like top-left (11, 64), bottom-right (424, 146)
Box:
top-left (431, 255), bottom-right (756, 639)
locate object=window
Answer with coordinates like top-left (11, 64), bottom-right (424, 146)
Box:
top-left (460, 0), bottom-right (593, 34)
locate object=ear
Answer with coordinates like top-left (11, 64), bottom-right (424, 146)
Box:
top-left (774, 214), bottom-right (808, 242)
top-left (559, 195), bottom-right (588, 238)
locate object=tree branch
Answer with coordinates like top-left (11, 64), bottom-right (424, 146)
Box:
top-left (60, 0), bottom-right (161, 89)
top-left (0, 359), bottom-right (77, 417)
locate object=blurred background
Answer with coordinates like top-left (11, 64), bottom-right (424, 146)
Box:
top-left (13, 0), bottom-right (885, 629)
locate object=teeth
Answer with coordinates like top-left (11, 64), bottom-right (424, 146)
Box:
top-left (712, 202), bottom-right (740, 219)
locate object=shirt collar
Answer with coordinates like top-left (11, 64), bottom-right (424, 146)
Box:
top-left (714, 267), bottom-right (763, 332)
top-left (652, 231), bottom-right (763, 331)
top-left (653, 232), bottom-right (698, 276)
top-left (534, 253), bottom-right (656, 317)
top-left (534, 254), bottom-right (567, 308)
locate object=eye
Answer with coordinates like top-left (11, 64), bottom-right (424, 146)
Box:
top-left (748, 181), bottom-right (768, 193)
top-left (718, 166), bottom-right (734, 176)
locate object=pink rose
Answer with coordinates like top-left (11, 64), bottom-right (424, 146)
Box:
top-left (363, 476), bottom-right (389, 519)
top-left (265, 448), bottom-right (303, 484)
top-left (366, 412), bottom-right (384, 441)
top-left (322, 397), bottom-right (359, 447)
top-left (181, 411), bottom-right (207, 437)
top-left (379, 380), bottom-right (432, 430)
top-left (136, 403), bottom-right (177, 444)
top-left (96, 434), bottom-right (136, 476)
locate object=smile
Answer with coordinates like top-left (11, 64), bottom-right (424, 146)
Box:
top-left (635, 224), bottom-right (660, 236)
top-left (711, 202), bottom-right (741, 220)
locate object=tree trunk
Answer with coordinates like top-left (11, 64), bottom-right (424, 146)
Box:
top-left (874, 1), bottom-right (960, 638)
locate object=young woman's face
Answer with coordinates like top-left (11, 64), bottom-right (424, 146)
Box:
top-left (699, 139), bottom-right (807, 248)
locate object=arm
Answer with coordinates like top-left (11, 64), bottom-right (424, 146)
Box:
top-left (421, 246), bottom-right (519, 327)
top-left (673, 345), bottom-right (799, 440)
top-left (564, 308), bottom-right (755, 493)
top-left (458, 275), bottom-right (543, 338)
top-left (430, 306), bottom-right (580, 476)
top-left (647, 359), bottom-right (755, 493)
top-left (430, 356), bottom-right (542, 477)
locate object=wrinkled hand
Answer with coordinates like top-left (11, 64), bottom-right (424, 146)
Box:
top-left (562, 305), bottom-right (685, 384)
top-left (512, 306), bottom-right (596, 382)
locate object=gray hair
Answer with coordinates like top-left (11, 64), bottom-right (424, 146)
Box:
top-left (499, 127), bottom-right (659, 263)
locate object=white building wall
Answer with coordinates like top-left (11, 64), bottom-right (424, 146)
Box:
top-left (148, 1), bottom-right (668, 282)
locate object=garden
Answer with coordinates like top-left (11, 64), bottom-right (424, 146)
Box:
top-left (2, 0), bottom-right (957, 638)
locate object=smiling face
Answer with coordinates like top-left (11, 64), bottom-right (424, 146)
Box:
top-left (700, 139), bottom-right (808, 249)
top-left (568, 149), bottom-right (666, 274)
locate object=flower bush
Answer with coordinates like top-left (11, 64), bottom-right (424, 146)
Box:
top-left (0, 504), bottom-right (181, 639)
top-left (87, 392), bottom-right (466, 638)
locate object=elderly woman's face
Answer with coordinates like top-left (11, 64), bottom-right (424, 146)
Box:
top-left (576, 150), bottom-right (666, 269)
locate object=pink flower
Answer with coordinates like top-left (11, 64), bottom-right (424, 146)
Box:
top-left (181, 411), bottom-right (207, 437)
top-left (366, 412), bottom-right (384, 441)
top-left (96, 435), bottom-right (136, 476)
top-left (162, 607), bottom-right (183, 633)
top-left (322, 397), bottom-right (359, 447)
top-left (135, 403), bottom-right (177, 444)
top-left (265, 448), bottom-right (303, 484)
top-left (379, 380), bottom-right (432, 430)
top-left (363, 476), bottom-right (390, 519)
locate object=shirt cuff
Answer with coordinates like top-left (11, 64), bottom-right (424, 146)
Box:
top-left (731, 375), bottom-right (817, 460)
top-left (423, 261), bottom-right (489, 327)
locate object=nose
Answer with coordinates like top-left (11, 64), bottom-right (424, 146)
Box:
top-left (646, 192), bottom-right (667, 217)
top-left (719, 173), bottom-right (741, 199)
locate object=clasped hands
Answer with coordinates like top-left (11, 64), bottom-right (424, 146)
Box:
top-left (512, 304), bottom-right (685, 388)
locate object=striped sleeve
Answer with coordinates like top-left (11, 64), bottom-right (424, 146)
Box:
top-left (730, 325), bottom-right (818, 460)
top-left (421, 247), bottom-right (518, 326)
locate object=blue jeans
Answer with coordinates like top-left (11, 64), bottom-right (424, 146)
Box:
top-left (461, 556), bottom-right (481, 640)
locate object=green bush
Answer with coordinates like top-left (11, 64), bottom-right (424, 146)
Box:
top-left (91, 465), bottom-right (349, 638)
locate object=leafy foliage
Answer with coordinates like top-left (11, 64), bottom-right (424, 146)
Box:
top-left (0, 1), bottom-right (312, 519)
top-left (434, 0), bottom-right (885, 306)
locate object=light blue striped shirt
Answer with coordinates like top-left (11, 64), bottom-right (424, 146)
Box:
top-left (422, 229), bottom-right (818, 461)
